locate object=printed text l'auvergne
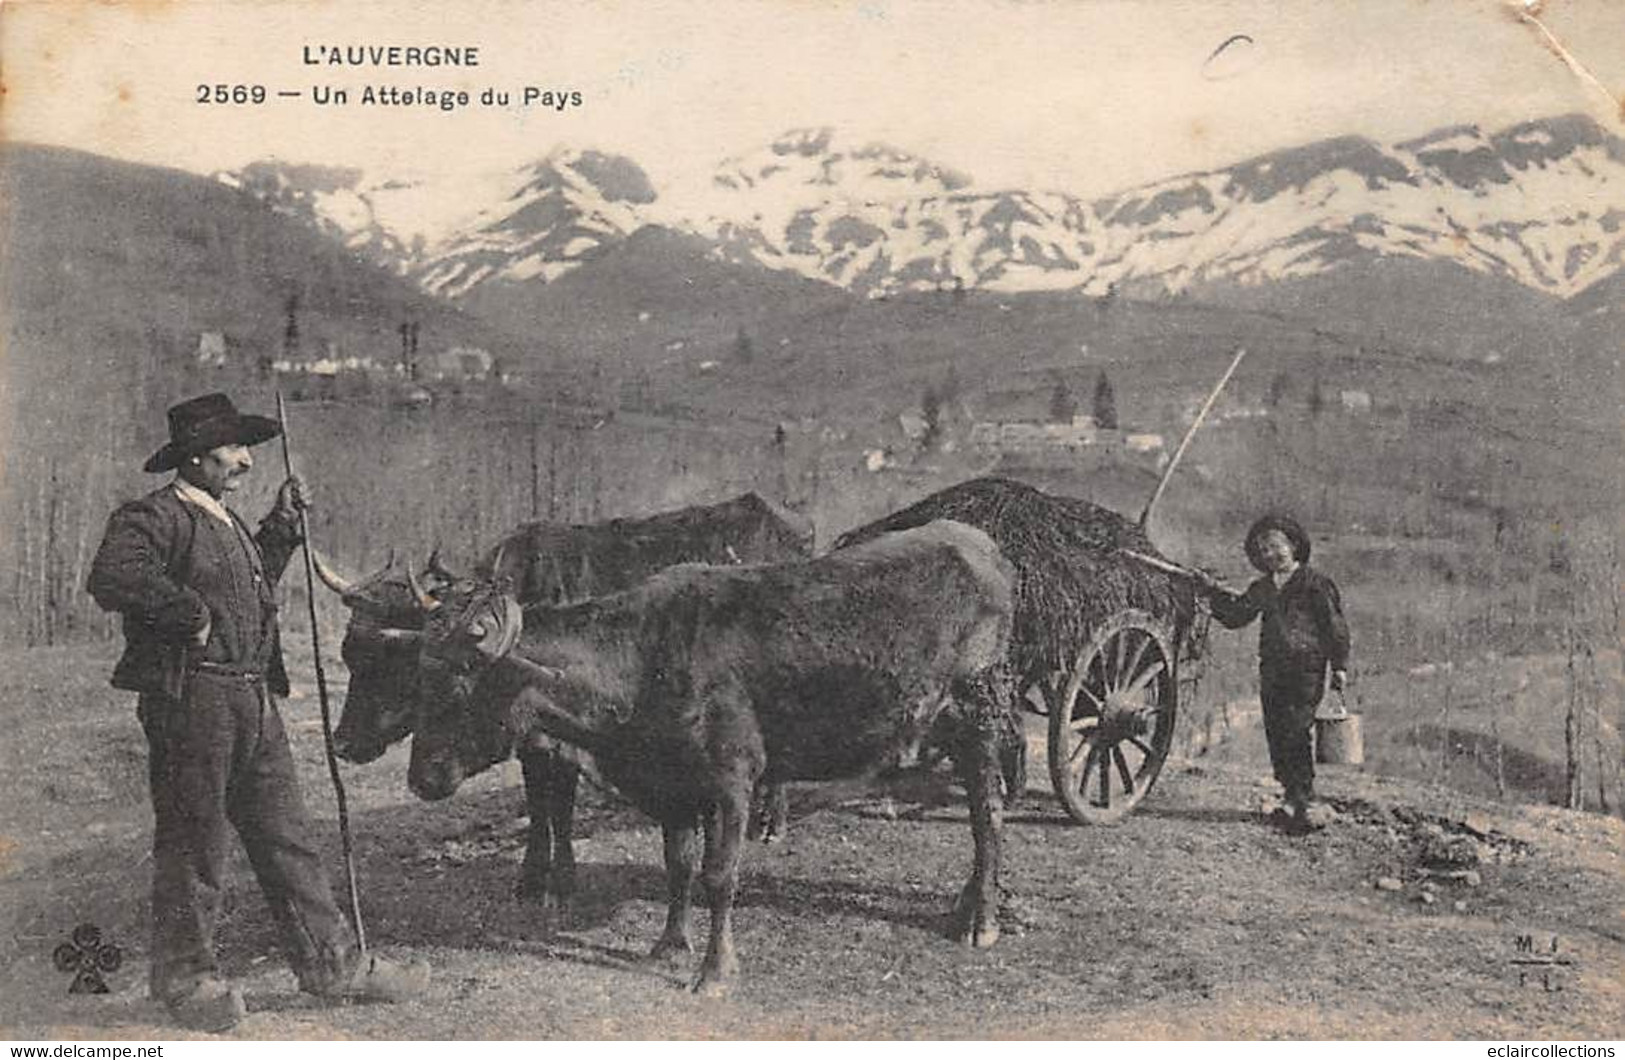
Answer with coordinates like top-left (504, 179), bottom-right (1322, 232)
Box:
top-left (303, 44), bottom-right (481, 67)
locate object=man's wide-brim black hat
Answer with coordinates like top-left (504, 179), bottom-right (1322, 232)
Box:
top-left (143, 392), bottom-right (281, 473)
top-left (1244, 513), bottom-right (1311, 572)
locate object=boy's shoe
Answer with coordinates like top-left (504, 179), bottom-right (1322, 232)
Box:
top-left (1300, 801), bottom-right (1335, 829)
top-left (322, 955), bottom-right (431, 1003)
top-left (166, 979), bottom-right (246, 1033)
top-left (1283, 797), bottom-right (1331, 834)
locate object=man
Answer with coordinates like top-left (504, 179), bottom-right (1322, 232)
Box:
top-left (1199, 514), bottom-right (1351, 834)
top-left (87, 393), bottom-right (428, 1032)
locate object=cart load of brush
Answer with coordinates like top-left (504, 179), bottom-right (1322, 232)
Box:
top-left (834, 475), bottom-right (1208, 824)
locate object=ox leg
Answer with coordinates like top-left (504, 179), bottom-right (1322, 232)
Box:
top-left (517, 750), bottom-right (578, 932)
top-left (747, 778), bottom-right (789, 844)
top-left (997, 706), bottom-right (1029, 805)
top-left (694, 784), bottom-right (751, 996)
top-left (650, 817), bottom-right (699, 963)
top-left (951, 683), bottom-right (1005, 949)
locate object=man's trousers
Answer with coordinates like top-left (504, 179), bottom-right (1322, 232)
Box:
top-left (138, 668), bottom-right (357, 1001)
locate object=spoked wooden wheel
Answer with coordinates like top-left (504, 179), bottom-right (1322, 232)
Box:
top-left (1048, 610), bottom-right (1177, 824)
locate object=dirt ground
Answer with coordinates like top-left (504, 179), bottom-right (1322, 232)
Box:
top-left (1, 643), bottom-right (1621, 1040)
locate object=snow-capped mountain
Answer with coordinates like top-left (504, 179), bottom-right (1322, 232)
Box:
top-left (690, 115), bottom-right (1623, 299)
top-left (1083, 115), bottom-right (1623, 299)
top-left (223, 114), bottom-right (1623, 305)
top-left (690, 126), bottom-right (976, 280)
top-left (217, 162), bottom-right (418, 270)
top-left (413, 148), bottom-right (657, 298)
top-left (215, 161), bottom-right (510, 273)
top-left (216, 150), bottom-right (658, 289)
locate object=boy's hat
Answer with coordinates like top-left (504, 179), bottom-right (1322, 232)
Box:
top-left (1244, 513), bottom-right (1311, 572)
top-left (143, 392), bottom-right (281, 472)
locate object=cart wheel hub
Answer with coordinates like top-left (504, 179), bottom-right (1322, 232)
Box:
top-left (1099, 695), bottom-right (1150, 740)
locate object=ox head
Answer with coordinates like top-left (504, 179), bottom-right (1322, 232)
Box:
top-left (313, 549), bottom-right (456, 763)
top-left (406, 576), bottom-right (532, 802)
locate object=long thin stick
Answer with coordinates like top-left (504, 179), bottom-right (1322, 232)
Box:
top-left (1120, 548), bottom-right (1205, 581)
top-left (276, 392), bottom-right (367, 956)
top-left (1139, 346), bottom-right (1247, 529)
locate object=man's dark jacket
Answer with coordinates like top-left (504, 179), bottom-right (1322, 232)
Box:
top-left (87, 485), bottom-right (301, 697)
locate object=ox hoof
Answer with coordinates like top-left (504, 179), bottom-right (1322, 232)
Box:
top-left (647, 935), bottom-right (695, 965)
top-left (518, 892), bottom-right (571, 935)
top-left (951, 887), bottom-right (1001, 949)
top-left (517, 871), bottom-right (575, 902)
top-left (954, 921), bottom-right (1000, 949)
top-left (691, 958), bottom-right (738, 997)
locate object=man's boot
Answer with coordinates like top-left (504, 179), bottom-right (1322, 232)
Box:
top-left (166, 979), bottom-right (246, 1033)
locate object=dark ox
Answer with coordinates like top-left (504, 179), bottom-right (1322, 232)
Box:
top-left (404, 520), bottom-right (1017, 995)
top-left (316, 493), bottom-right (813, 916)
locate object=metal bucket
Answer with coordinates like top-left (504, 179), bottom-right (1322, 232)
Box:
top-left (1315, 711), bottom-right (1364, 765)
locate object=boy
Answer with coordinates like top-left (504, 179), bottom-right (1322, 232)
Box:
top-left (1201, 514), bottom-right (1350, 832)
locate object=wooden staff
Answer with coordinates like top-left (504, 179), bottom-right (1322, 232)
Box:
top-left (1139, 346), bottom-right (1247, 530)
top-left (275, 392), bottom-right (367, 956)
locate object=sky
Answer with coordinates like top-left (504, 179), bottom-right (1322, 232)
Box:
top-left (2, 0), bottom-right (1621, 207)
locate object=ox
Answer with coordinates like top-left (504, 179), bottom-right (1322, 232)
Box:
top-left (403, 520), bottom-right (1017, 994)
top-left (314, 493), bottom-right (813, 918)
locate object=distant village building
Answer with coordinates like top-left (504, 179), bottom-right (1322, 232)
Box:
top-left (428, 346), bottom-right (493, 380)
top-left (1124, 432), bottom-right (1164, 453)
top-left (897, 411), bottom-right (930, 442)
top-left (196, 331), bottom-right (229, 367)
top-left (1339, 389), bottom-right (1372, 413)
top-left (1186, 397), bottom-right (1268, 423)
top-left (394, 384), bottom-right (434, 410)
top-left (970, 414), bottom-right (1098, 452)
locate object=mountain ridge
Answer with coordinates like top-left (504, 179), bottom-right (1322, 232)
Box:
top-left (219, 113), bottom-right (1624, 307)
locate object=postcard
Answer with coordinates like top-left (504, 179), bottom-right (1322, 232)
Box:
top-left (1, 0), bottom-right (1620, 1042)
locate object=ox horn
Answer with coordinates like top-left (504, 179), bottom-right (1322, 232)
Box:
top-left (426, 546), bottom-right (456, 581)
top-left (405, 559), bottom-right (441, 613)
top-left (309, 549), bottom-right (358, 596)
top-left (508, 655), bottom-right (567, 686)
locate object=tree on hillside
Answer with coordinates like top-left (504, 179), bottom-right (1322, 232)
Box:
top-left (1048, 371), bottom-right (1078, 422)
top-left (920, 382), bottom-right (943, 452)
top-left (398, 320), bottom-right (420, 381)
top-left (1093, 370), bottom-right (1119, 430)
top-left (939, 364), bottom-right (962, 408)
top-left (732, 325), bottom-right (754, 364)
top-left (1097, 281), bottom-right (1119, 318)
top-left (283, 293), bottom-right (301, 361)
top-left (1266, 370), bottom-right (1292, 408)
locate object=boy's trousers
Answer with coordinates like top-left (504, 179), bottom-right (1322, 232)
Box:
top-left (1259, 662), bottom-right (1327, 805)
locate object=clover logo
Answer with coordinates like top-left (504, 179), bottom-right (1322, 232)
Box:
top-left (53, 923), bottom-right (123, 995)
